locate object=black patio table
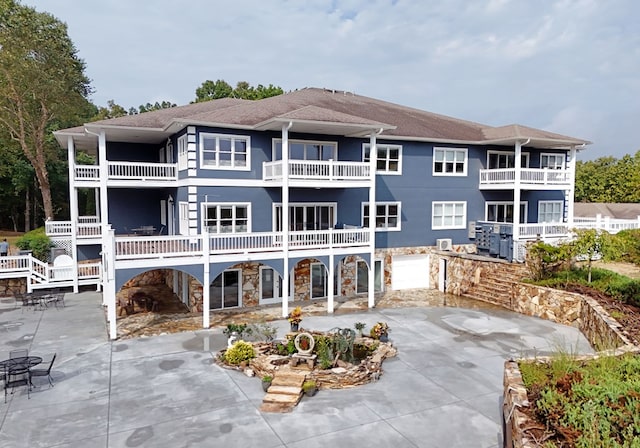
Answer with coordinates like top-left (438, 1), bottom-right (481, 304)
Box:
top-left (0, 356), bottom-right (43, 373)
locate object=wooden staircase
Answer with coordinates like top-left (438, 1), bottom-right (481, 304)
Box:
top-left (259, 368), bottom-right (307, 413)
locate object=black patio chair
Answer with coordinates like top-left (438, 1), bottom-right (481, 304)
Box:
top-left (4, 366), bottom-right (30, 402)
top-left (9, 349), bottom-right (28, 359)
top-left (29, 353), bottom-right (56, 388)
top-left (16, 293), bottom-right (34, 313)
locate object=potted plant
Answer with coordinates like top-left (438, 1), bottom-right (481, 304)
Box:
top-left (288, 306), bottom-right (303, 331)
top-left (370, 321), bottom-right (390, 342)
top-left (262, 374), bottom-right (273, 392)
top-left (354, 322), bottom-right (366, 337)
top-left (302, 380), bottom-right (317, 397)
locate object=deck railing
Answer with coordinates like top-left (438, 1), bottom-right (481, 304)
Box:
top-left (517, 223), bottom-right (571, 239)
top-left (573, 215), bottom-right (640, 234)
top-left (115, 235), bottom-right (203, 260)
top-left (479, 168), bottom-right (571, 187)
top-left (74, 162), bottom-right (178, 182)
top-left (45, 220), bottom-right (102, 238)
top-left (263, 160), bottom-right (370, 181)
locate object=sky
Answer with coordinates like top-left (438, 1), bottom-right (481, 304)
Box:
top-left (27, 0), bottom-right (640, 160)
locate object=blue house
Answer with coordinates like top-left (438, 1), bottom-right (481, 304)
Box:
top-left (49, 88), bottom-right (589, 339)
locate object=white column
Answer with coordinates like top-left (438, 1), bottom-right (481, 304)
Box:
top-left (327, 251), bottom-right (335, 314)
top-left (368, 132), bottom-right (378, 308)
top-left (512, 141), bottom-right (522, 260)
top-left (566, 146), bottom-right (577, 228)
top-left (281, 122), bottom-right (292, 318)
top-left (202, 231), bottom-right (210, 328)
top-left (67, 136), bottom-right (79, 293)
top-left (98, 130), bottom-right (109, 305)
top-left (106, 227), bottom-right (117, 339)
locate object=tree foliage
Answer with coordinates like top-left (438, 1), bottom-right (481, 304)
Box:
top-left (91, 99), bottom-right (176, 121)
top-left (0, 0), bottom-right (93, 222)
top-left (572, 228), bottom-right (624, 282)
top-left (194, 79), bottom-right (283, 102)
top-left (575, 151), bottom-right (640, 203)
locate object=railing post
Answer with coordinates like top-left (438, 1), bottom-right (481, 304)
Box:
top-left (202, 231), bottom-right (210, 329)
top-left (604, 216), bottom-right (611, 232)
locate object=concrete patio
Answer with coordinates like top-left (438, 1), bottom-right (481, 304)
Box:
top-left (0, 291), bottom-right (593, 448)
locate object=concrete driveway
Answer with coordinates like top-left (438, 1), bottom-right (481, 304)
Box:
top-left (0, 291), bottom-right (593, 448)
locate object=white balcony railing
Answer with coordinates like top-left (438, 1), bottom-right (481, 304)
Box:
top-left (479, 168), bottom-right (571, 187)
top-left (263, 160), bottom-right (370, 182)
top-left (74, 162), bottom-right (178, 182)
top-left (517, 223), bottom-right (571, 239)
top-left (115, 229), bottom-right (370, 260)
top-left (573, 215), bottom-right (640, 234)
top-left (45, 219), bottom-right (101, 239)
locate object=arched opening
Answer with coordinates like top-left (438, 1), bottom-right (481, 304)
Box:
top-left (116, 268), bottom-right (194, 316)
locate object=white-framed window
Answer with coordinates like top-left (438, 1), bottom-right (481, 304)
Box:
top-left (362, 202), bottom-right (401, 231)
top-left (356, 259), bottom-right (384, 294)
top-left (177, 134), bottom-right (188, 171)
top-left (433, 147), bottom-right (468, 176)
top-left (273, 139), bottom-right (337, 160)
top-left (362, 143), bottom-right (402, 174)
top-left (273, 203), bottom-right (336, 231)
top-left (540, 153), bottom-right (565, 170)
top-left (200, 132), bottom-right (250, 170)
top-left (203, 203), bottom-right (250, 233)
top-left (432, 201), bottom-right (466, 229)
top-left (487, 151), bottom-right (530, 169)
top-left (538, 201), bottom-right (564, 223)
top-left (485, 201), bottom-right (528, 223)
top-left (179, 201), bottom-right (189, 235)
top-left (310, 262), bottom-right (328, 299)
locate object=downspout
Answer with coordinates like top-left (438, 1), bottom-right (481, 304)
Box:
top-left (368, 128), bottom-right (384, 308)
top-left (282, 121), bottom-right (293, 319)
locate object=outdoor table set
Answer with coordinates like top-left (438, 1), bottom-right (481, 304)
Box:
top-left (16, 289), bottom-right (65, 312)
top-left (1, 350), bottom-right (56, 402)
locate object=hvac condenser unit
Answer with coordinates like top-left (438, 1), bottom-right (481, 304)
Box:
top-left (436, 238), bottom-right (453, 251)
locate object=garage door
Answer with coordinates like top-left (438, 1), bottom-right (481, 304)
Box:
top-left (392, 254), bottom-right (430, 290)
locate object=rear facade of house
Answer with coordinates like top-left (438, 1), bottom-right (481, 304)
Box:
top-left (48, 88), bottom-right (588, 339)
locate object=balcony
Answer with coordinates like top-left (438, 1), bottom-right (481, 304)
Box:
top-left (114, 228), bottom-right (370, 262)
top-left (74, 162), bottom-right (178, 185)
top-left (263, 160), bottom-right (371, 186)
top-left (45, 217), bottom-right (101, 240)
top-left (479, 168), bottom-right (571, 190)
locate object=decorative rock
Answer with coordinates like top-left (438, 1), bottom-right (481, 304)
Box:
top-left (331, 367), bottom-right (347, 374)
top-left (244, 368), bottom-right (255, 377)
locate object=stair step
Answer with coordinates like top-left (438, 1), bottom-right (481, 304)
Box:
top-left (267, 385), bottom-right (302, 395)
top-left (263, 392), bottom-right (302, 405)
top-left (272, 376), bottom-right (305, 387)
top-left (259, 402), bottom-right (294, 413)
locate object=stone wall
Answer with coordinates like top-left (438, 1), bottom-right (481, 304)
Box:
top-left (0, 278), bottom-right (26, 297)
top-left (511, 283), bottom-right (582, 325)
top-left (579, 295), bottom-right (632, 350)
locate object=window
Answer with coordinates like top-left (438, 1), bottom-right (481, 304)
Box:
top-left (363, 144), bottom-right (402, 174)
top-left (538, 201), bottom-right (563, 223)
top-left (273, 139), bottom-right (336, 160)
top-left (540, 153), bottom-right (565, 170)
top-left (433, 147), bottom-right (467, 176)
top-left (200, 133), bottom-right (249, 169)
top-left (362, 202), bottom-right (401, 231)
top-left (179, 202), bottom-right (189, 235)
top-left (203, 204), bottom-right (249, 233)
top-left (274, 203), bottom-right (336, 231)
top-left (356, 259), bottom-right (383, 294)
top-left (485, 202), bottom-right (528, 223)
top-left (311, 263), bottom-right (327, 299)
top-left (210, 269), bottom-right (241, 309)
top-left (487, 151), bottom-right (529, 169)
top-left (177, 135), bottom-right (188, 171)
top-left (432, 201), bottom-right (466, 229)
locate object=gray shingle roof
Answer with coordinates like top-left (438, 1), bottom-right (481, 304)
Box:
top-left (574, 203), bottom-right (640, 220)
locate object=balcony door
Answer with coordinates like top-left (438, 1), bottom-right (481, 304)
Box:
top-left (487, 151), bottom-right (529, 169)
top-left (274, 203), bottom-right (336, 231)
top-left (259, 266), bottom-right (285, 305)
top-left (210, 269), bottom-right (241, 310)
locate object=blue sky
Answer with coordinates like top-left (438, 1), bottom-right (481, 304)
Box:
top-left (29, 0), bottom-right (640, 160)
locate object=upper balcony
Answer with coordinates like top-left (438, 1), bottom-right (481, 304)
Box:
top-left (479, 168), bottom-right (571, 190)
top-left (263, 160), bottom-right (371, 187)
top-left (45, 216), bottom-right (101, 242)
top-left (74, 162), bottom-right (178, 186)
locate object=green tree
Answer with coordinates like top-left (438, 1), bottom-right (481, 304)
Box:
top-left (0, 0), bottom-right (92, 221)
top-left (194, 79), bottom-right (283, 102)
top-left (572, 228), bottom-right (624, 282)
top-left (194, 79), bottom-right (233, 102)
top-left (574, 151), bottom-right (640, 203)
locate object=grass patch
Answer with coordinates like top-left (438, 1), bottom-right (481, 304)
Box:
top-left (519, 354), bottom-right (640, 447)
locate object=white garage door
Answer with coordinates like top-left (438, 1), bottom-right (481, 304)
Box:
top-left (392, 254), bottom-right (430, 290)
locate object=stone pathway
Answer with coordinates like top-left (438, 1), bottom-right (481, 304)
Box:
top-left (260, 367), bottom-right (307, 413)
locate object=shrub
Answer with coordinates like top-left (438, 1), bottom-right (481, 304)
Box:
top-left (302, 380), bottom-right (317, 393)
top-left (604, 277), bottom-right (640, 306)
top-left (248, 322), bottom-right (277, 342)
top-left (222, 340), bottom-right (255, 365)
top-left (15, 227), bottom-right (52, 261)
top-left (262, 375), bottom-right (273, 383)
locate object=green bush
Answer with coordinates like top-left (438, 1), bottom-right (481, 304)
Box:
top-left (222, 340), bottom-right (255, 365)
top-left (15, 228), bottom-right (52, 261)
top-left (604, 277), bottom-right (640, 306)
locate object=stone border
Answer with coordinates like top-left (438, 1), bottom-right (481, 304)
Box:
top-left (503, 289), bottom-right (640, 447)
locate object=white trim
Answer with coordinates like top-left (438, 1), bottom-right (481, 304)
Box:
top-left (362, 143), bottom-right (402, 175)
top-left (432, 201), bottom-right (467, 230)
top-left (538, 200), bottom-right (564, 223)
top-left (201, 202), bottom-right (251, 234)
top-left (178, 201), bottom-right (189, 235)
top-left (177, 134), bottom-right (188, 171)
top-left (433, 147), bottom-right (468, 176)
top-left (361, 201), bottom-right (401, 231)
top-left (540, 153), bottom-right (565, 170)
top-left (486, 150), bottom-right (530, 168)
top-left (272, 138), bottom-right (338, 160)
top-left (199, 132), bottom-right (251, 171)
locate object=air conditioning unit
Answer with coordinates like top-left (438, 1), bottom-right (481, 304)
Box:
top-left (436, 238), bottom-right (453, 251)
